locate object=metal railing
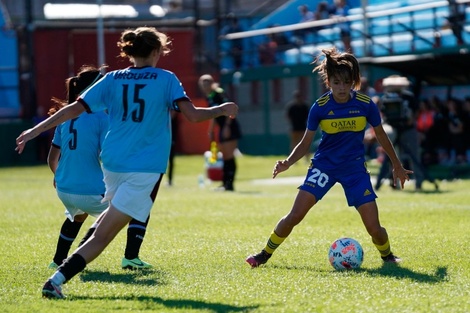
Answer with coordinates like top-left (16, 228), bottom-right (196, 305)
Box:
top-left (219, 0), bottom-right (470, 69)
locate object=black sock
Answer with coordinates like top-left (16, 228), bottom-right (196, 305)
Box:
top-left (58, 253), bottom-right (87, 282)
top-left (124, 217), bottom-right (149, 260)
top-left (53, 219), bottom-right (83, 265)
top-left (223, 158), bottom-right (236, 190)
top-left (77, 227), bottom-right (96, 247)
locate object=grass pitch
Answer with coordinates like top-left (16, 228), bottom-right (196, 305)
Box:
top-left (0, 155), bottom-right (469, 312)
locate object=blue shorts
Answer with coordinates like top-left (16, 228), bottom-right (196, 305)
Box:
top-left (298, 160), bottom-right (377, 208)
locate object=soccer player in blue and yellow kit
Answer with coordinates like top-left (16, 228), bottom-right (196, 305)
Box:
top-left (246, 47), bottom-right (412, 268)
top-left (16, 26), bottom-right (238, 299)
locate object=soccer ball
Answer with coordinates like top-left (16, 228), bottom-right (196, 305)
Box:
top-left (328, 237), bottom-right (364, 270)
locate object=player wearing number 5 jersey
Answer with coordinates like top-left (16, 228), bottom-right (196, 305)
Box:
top-left (47, 66), bottom-right (153, 271)
top-left (246, 47), bottom-right (412, 268)
top-left (15, 26), bottom-right (238, 299)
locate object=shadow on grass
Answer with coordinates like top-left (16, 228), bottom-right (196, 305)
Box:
top-left (362, 263), bottom-right (448, 283)
top-left (401, 188), bottom-right (444, 195)
top-left (70, 294), bottom-right (258, 313)
top-left (79, 269), bottom-right (166, 286)
top-left (267, 263), bottom-right (448, 284)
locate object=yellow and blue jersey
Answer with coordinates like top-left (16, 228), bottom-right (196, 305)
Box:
top-left (308, 90), bottom-right (381, 171)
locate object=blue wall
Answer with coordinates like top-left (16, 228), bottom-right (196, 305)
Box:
top-left (0, 4), bottom-right (20, 118)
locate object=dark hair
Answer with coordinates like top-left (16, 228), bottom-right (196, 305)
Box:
top-left (118, 27), bottom-right (171, 59)
top-left (312, 47), bottom-right (361, 90)
top-left (49, 65), bottom-right (104, 116)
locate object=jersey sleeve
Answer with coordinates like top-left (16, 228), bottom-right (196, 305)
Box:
top-left (306, 102), bottom-right (320, 131)
top-left (78, 73), bottom-right (110, 113)
top-left (367, 99), bottom-right (382, 127)
top-left (168, 73), bottom-right (190, 111)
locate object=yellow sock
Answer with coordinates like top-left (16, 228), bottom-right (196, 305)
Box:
top-left (374, 239), bottom-right (391, 257)
top-left (264, 231), bottom-right (286, 254)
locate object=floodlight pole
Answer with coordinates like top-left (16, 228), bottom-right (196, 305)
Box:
top-left (97, 0), bottom-right (105, 68)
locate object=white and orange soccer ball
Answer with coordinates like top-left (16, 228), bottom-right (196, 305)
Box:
top-left (328, 237), bottom-right (364, 270)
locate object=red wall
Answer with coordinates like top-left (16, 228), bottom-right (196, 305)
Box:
top-left (33, 27), bottom-right (207, 154)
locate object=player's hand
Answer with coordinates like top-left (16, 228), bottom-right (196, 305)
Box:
top-left (392, 165), bottom-right (413, 189)
top-left (15, 129), bottom-right (34, 154)
top-left (273, 160), bottom-right (290, 179)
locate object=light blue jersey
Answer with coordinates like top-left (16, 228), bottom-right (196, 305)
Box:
top-left (79, 67), bottom-right (189, 173)
top-left (52, 111), bottom-right (108, 195)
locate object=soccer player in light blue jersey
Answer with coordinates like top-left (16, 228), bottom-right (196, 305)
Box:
top-left (246, 47), bottom-right (412, 268)
top-left (47, 66), bottom-right (152, 271)
top-left (16, 27), bottom-right (238, 299)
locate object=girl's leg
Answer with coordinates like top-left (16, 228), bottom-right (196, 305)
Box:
top-left (357, 201), bottom-right (398, 260)
top-left (73, 205), bottom-right (132, 263)
top-left (219, 140), bottom-right (238, 191)
top-left (246, 190), bottom-right (316, 267)
top-left (51, 214), bottom-right (88, 266)
top-left (274, 190), bottom-right (317, 238)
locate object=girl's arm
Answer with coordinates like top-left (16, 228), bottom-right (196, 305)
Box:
top-left (273, 129), bottom-right (315, 178)
top-left (16, 102), bottom-right (85, 154)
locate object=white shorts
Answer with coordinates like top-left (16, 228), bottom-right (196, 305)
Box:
top-left (102, 169), bottom-right (161, 223)
top-left (57, 191), bottom-right (108, 222)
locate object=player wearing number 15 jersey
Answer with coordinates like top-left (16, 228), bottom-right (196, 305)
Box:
top-left (246, 47), bottom-right (413, 268)
top-left (15, 27), bottom-right (238, 299)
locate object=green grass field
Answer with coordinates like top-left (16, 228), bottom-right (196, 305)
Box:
top-left (1, 155), bottom-right (469, 312)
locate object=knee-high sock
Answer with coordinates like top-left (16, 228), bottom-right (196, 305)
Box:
top-left (53, 219), bottom-right (84, 265)
top-left (264, 231), bottom-right (286, 254)
top-left (124, 216), bottom-right (150, 259)
top-left (223, 158), bottom-right (236, 188)
top-left (374, 239), bottom-right (391, 257)
top-left (52, 253), bottom-right (87, 284)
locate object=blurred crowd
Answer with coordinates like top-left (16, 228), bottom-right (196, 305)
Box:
top-left (414, 96), bottom-right (470, 166)
top-left (365, 88), bottom-right (470, 168)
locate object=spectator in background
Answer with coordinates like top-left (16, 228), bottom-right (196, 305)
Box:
top-left (199, 74), bottom-right (242, 191)
top-left (416, 98), bottom-right (436, 165)
top-left (376, 75), bottom-right (430, 191)
top-left (446, 98), bottom-right (466, 164)
top-left (314, 1), bottom-right (333, 31)
top-left (258, 33), bottom-right (278, 65)
top-left (220, 13), bottom-right (244, 69)
top-left (270, 25), bottom-right (291, 51)
top-left (331, 0), bottom-right (353, 53)
top-left (446, 0), bottom-right (466, 45)
top-left (360, 76), bottom-right (377, 97)
top-left (293, 4), bottom-right (315, 45)
top-left (285, 90), bottom-right (310, 162)
top-left (462, 97), bottom-right (470, 162)
top-left (427, 96), bottom-right (451, 165)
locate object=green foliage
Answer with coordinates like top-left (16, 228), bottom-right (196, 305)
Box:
top-left (1, 156), bottom-right (469, 312)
